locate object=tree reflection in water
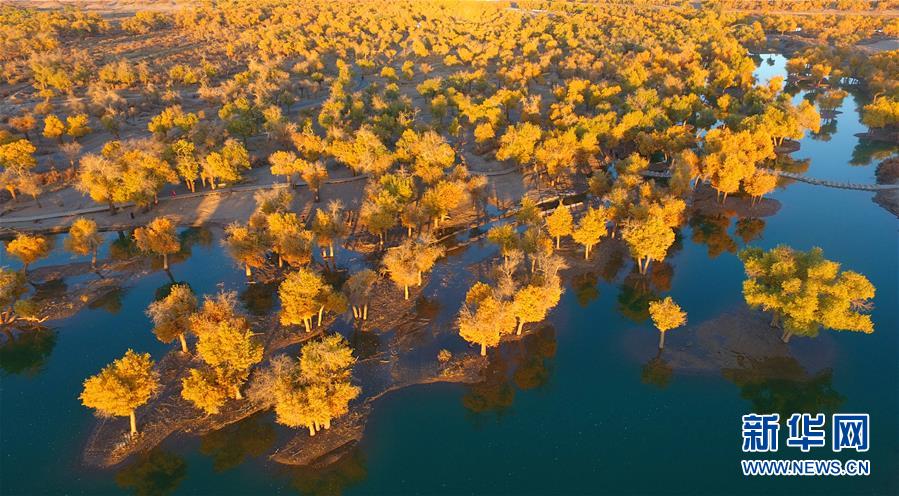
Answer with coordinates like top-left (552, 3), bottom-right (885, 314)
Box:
top-left (722, 356), bottom-right (844, 420)
top-left (689, 213), bottom-right (737, 259)
top-left (115, 449), bottom-right (187, 496)
top-left (616, 268), bottom-right (666, 323)
top-left (735, 217), bottom-right (765, 244)
top-left (462, 325), bottom-right (557, 414)
top-left (87, 287), bottom-right (127, 314)
top-left (288, 446), bottom-right (367, 496)
top-left (0, 327), bottom-right (57, 376)
top-left (199, 413), bottom-right (276, 472)
top-left (641, 350), bottom-right (673, 389)
top-left (239, 281), bottom-right (279, 316)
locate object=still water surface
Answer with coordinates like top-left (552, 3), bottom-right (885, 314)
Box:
top-left (0, 55), bottom-right (896, 495)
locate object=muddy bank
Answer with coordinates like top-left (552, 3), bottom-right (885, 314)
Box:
top-left (623, 305), bottom-right (836, 378)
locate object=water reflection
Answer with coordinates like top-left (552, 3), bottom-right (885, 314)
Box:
top-left (722, 357), bottom-right (844, 420)
top-left (87, 287), bottom-right (127, 314)
top-left (0, 327), bottom-right (57, 376)
top-left (287, 446), bottom-right (367, 496)
top-left (239, 281), bottom-right (279, 316)
top-left (641, 351), bottom-right (673, 390)
top-left (463, 325), bottom-right (557, 414)
top-left (572, 271), bottom-right (599, 307)
top-left (198, 414), bottom-right (276, 472)
top-left (115, 449), bottom-right (187, 496)
top-left (689, 214), bottom-right (737, 259)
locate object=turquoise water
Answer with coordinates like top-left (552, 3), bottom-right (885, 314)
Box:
top-left (1, 57), bottom-right (897, 495)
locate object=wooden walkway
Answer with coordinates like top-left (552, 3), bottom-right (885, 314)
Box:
top-left (640, 169), bottom-right (899, 191)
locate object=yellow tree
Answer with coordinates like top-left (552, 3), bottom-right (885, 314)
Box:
top-left (344, 269), bottom-right (377, 321)
top-left (572, 206), bottom-right (609, 259)
top-left (186, 298), bottom-right (263, 404)
top-left (6, 233), bottom-right (51, 273)
top-left (64, 217), bottom-right (103, 268)
top-left (268, 150), bottom-right (304, 186)
top-left (511, 282), bottom-right (562, 335)
top-left (300, 160), bottom-right (328, 203)
top-left (545, 201), bottom-right (573, 249)
top-left (146, 284), bottom-right (198, 353)
top-left (222, 221), bottom-right (269, 277)
top-left (743, 170), bottom-right (778, 205)
top-left (382, 239), bottom-right (419, 300)
top-left (311, 200), bottom-right (347, 258)
top-left (268, 334), bottom-right (360, 436)
top-left (413, 237), bottom-right (445, 286)
top-left (740, 246), bottom-right (876, 342)
top-left (279, 269), bottom-right (328, 332)
top-left (43, 114), bottom-right (65, 143)
top-left (80, 349), bottom-right (159, 436)
top-left (622, 214), bottom-right (675, 275)
top-left (458, 282), bottom-right (516, 356)
top-left (648, 297), bottom-right (686, 349)
top-left (133, 217), bottom-right (180, 270)
top-left (266, 212), bottom-right (312, 268)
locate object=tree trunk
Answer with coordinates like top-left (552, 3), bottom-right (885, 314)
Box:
top-left (303, 318), bottom-right (310, 333)
top-left (658, 331), bottom-right (665, 349)
top-left (233, 385), bottom-right (243, 400)
top-left (352, 306), bottom-right (359, 319)
top-left (317, 306), bottom-right (324, 326)
top-left (91, 250), bottom-right (97, 269)
top-left (404, 285), bottom-right (409, 300)
top-left (363, 304), bottom-right (368, 320)
top-left (584, 245), bottom-right (590, 259)
top-left (480, 343), bottom-right (486, 356)
top-left (782, 329), bottom-right (793, 343)
top-left (323, 418), bottom-right (331, 430)
top-left (329, 242), bottom-right (334, 258)
top-left (417, 271), bottom-right (422, 286)
top-left (129, 411), bottom-right (138, 436)
top-left (516, 320), bottom-right (524, 336)
top-left (308, 425), bottom-right (316, 436)
top-left (245, 264), bottom-right (252, 278)
top-left (555, 236), bottom-right (560, 249)
top-left (162, 253), bottom-right (169, 270)
top-left (179, 333), bottom-right (188, 353)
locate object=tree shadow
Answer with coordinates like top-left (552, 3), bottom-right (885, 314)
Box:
top-left (722, 356), bottom-right (844, 420)
top-left (0, 327), bottom-right (57, 376)
top-left (115, 449), bottom-right (187, 496)
top-left (198, 413), bottom-right (276, 473)
top-left (287, 446), bottom-right (368, 496)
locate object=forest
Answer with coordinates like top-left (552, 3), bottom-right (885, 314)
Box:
top-left (0, 0), bottom-right (894, 491)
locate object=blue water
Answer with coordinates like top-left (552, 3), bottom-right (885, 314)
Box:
top-left (0, 57), bottom-right (896, 495)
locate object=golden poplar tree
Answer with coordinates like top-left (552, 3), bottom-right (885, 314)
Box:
top-left (133, 217), bottom-right (180, 270)
top-left (80, 349), bottom-right (159, 436)
top-left (648, 297), bottom-right (686, 349)
top-left (545, 201), bottom-right (573, 249)
top-left (6, 233), bottom-right (51, 273)
top-left (64, 217), bottom-right (103, 269)
top-left (146, 284), bottom-right (198, 353)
